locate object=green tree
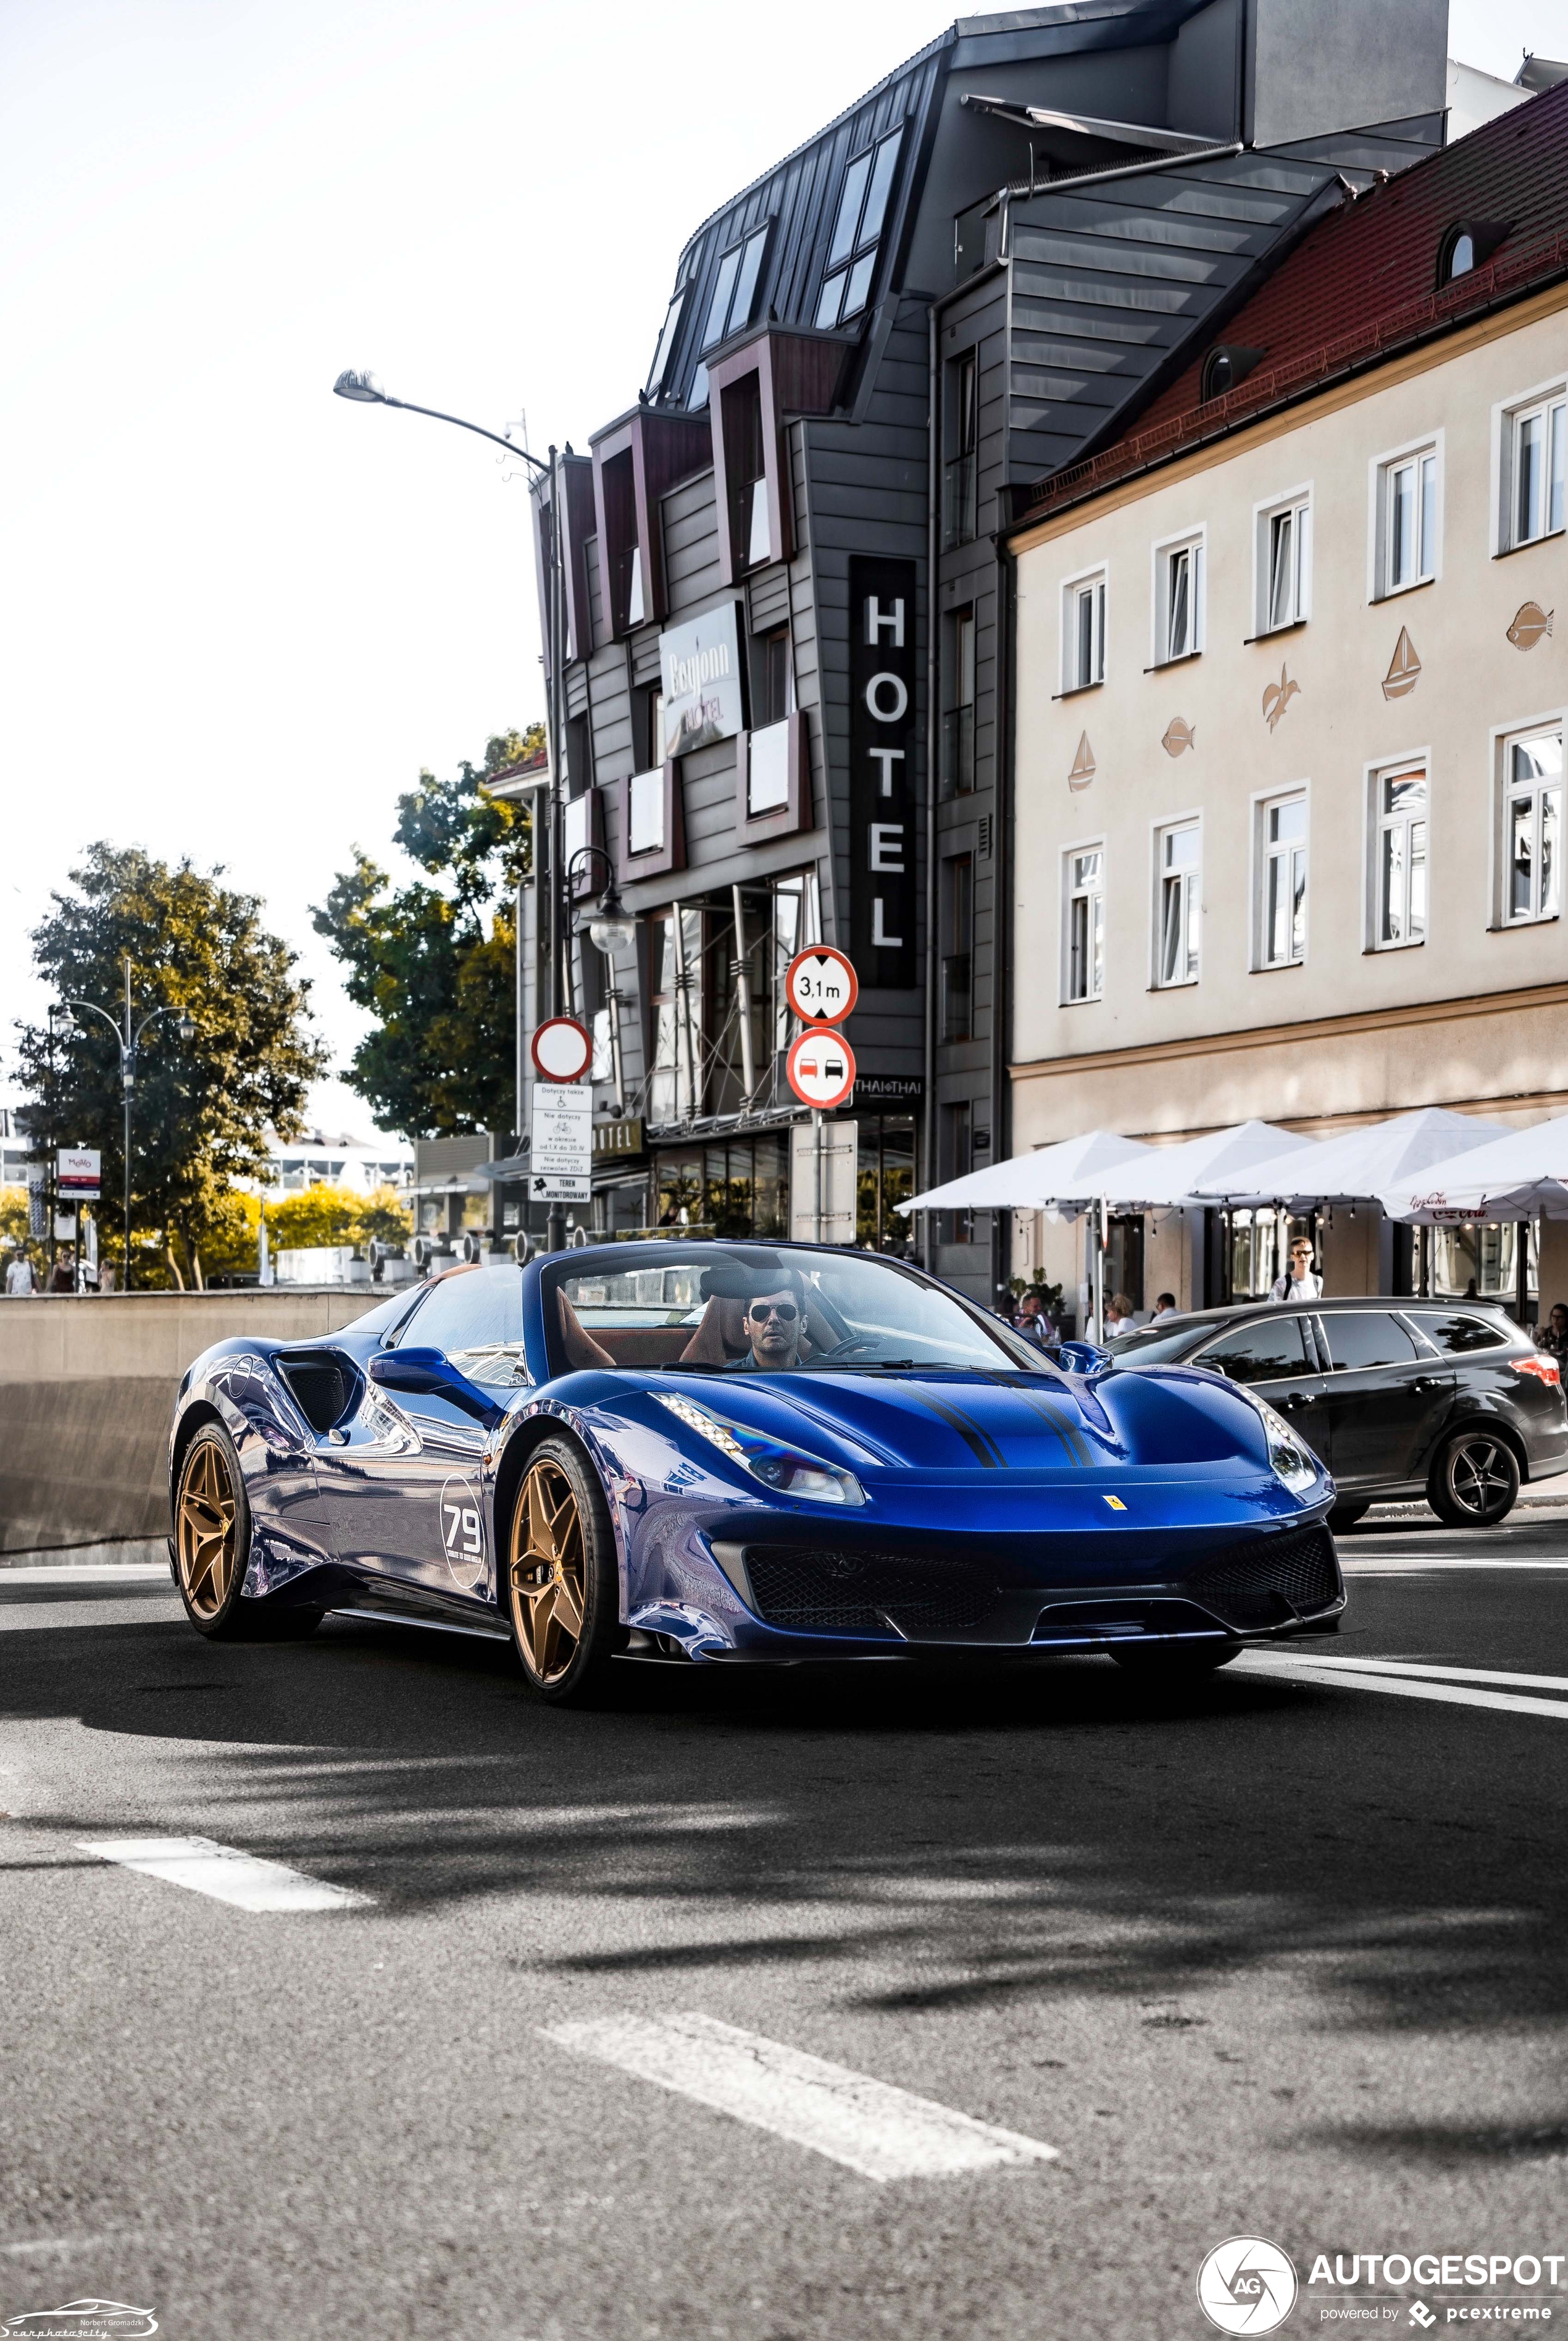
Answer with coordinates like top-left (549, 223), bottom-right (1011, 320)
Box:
top-left (15, 845), bottom-right (327, 1288)
top-left (312, 727), bottom-right (540, 1140)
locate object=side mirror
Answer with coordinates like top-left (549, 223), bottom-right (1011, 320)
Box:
top-left (369, 1347), bottom-right (501, 1425)
top-left (1056, 1340), bottom-right (1110, 1376)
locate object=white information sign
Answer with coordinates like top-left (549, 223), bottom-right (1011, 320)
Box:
top-left (57, 1148), bottom-right (102, 1199)
top-left (530, 1084), bottom-right (593, 1202)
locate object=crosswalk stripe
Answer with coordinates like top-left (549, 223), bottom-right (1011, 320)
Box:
top-left (1253, 1652), bottom-right (1568, 1694)
top-left (1236, 1654), bottom-right (1568, 1722)
top-left (1341, 1557), bottom-right (1568, 1572)
top-left (541, 2011), bottom-right (1058, 2182)
top-left (78, 1836), bottom-right (370, 1912)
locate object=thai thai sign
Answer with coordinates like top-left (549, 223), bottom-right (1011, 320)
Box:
top-left (848, 555), bottom-right (917, 989)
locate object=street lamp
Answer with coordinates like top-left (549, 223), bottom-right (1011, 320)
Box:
top-left (334, 365), bottom-right (569, 1243)
top-left (64, 959), bottom-right (192, 1291)
top-left (567, 847), bottom-right (638, 957)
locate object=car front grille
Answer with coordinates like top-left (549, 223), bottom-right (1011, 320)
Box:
top-left (1185, 1524), bottom-right (1340, 1629)
top-left (741, 1546), bottom-right (995, 1637)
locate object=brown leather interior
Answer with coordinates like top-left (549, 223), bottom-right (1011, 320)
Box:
top-left (556, 1294), bottom-right (615, 1370)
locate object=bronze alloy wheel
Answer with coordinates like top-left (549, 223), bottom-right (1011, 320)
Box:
top-left (509, 1455), bottom-right (590, 1685)
top-left (178, 1434), bottom-right (240, 1618)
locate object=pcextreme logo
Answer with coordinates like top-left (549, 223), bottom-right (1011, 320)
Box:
top-left (1198, 2237), bottom-right (1300, 2333)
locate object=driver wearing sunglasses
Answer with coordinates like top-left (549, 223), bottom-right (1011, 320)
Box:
top-left (732, 1280), bottom-right (806, 1372)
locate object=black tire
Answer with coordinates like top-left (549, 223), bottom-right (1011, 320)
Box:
top-left (1428, 1426), bottom-right (1520, 1526)
top-left (1328, 1501), bottom-right (1371, 1533)
top-left (503, 1434), bottom-right (619, 1704)
top-left (173, 1420), bottom-right (325, 1641)
top-left (1109, 1640), bottom-right (1241, 1679)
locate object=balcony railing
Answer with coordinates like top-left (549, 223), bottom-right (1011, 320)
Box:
top-left (940, 705), bottom-right (975, 798)
top-left (943, 450), bottom-right (977, 548)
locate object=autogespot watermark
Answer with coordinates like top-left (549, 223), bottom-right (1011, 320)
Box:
top-left (1198, 2242), bottom-right (1567, 2330)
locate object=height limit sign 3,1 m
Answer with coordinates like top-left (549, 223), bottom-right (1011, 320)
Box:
top-left (783, 945), bottom-right (858, 1026)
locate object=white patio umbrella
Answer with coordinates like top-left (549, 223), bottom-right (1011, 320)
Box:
top-left (1198, 1106), bottom-right (1512, 1208)
top-left (898, 1128), bottom-right (1151, 1217)
top-left (1099, 1118), bottom-right (1319, 1211)
top-left (1378, 1110), bottom-right (1568, 1223)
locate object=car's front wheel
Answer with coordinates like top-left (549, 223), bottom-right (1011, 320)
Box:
top-left (1109, 1641), bottom-right (1241, 1680)
top-left (504, 1436), bottom-right (619, 1703)
top-left (1428, 1427), bottom-right (1519, 1526)
top-left (174, 1422), bottom-right (322, 1640)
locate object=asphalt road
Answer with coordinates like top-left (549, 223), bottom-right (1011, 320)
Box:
top-left (4, 1509), bottom-right (1568, 2341)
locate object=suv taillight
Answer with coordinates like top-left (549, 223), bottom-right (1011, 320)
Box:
top-left (1511, 1354), bottom-right (1561, 1386)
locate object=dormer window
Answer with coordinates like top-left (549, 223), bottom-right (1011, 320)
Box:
top-left (1437, 219), bottom-right (1510, 287)
top-left (703, 224), bottom-right (771, 351)
top-left (646, 290), bottom-right (686, 398)
top-left (815, 127), bottom-right (902, 329)
top-left (1200, 344), bottom-right (1264, 403)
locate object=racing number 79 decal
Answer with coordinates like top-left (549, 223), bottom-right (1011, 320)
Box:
top-left (438, 1476), bottom-right (487, 1592)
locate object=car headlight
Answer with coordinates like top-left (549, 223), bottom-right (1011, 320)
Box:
top-left (655, 1392), bottom-right (866, 1506)
top-left (1250, 1394), bottom-right (1322, 1496)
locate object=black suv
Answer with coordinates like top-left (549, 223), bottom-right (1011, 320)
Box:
top-left (1106, 1298), bottom-right (1568, 1528)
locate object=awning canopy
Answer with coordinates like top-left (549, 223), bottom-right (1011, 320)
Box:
top-left (1378, 1111), bottom-right (1568, 1223)
top-left (898, 1128), bottom-right (1149, 1217)
top-left (1098, 1120), bottom-right (1317, 1211)
top-left (1196, 1107), bottom-right (1512, 1208)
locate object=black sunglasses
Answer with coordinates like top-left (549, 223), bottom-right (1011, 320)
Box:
top-left (747, 1300), bottom-right (798, 1323)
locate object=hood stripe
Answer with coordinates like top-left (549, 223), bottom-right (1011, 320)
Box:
top-left (978, 1379), bottom-right (1093, 1468)
top-left (897, 1386), bottom-right (1006, 1468)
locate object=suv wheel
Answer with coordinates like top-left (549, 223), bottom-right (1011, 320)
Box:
top-left (1428, 1428), bottom-right (1519, 1527)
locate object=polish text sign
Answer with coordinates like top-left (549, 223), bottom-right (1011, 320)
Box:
top-left (784, 946), bottom-right (858, 1026)
top-left (787, 1026), bottom-right (856, 1112)
top-left (531, 1084), bottom-right (592, 1202)
top-left (57, 1149), bottom-right (101, 1199)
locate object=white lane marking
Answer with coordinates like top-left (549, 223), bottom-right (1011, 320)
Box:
top-left (1342, 1557), bottom-right (1568, 1572)
top-left (0, 1565), bottom-right (172, 1585)
top-left (1256, 1652), bottom-right (1568, 1695)
top-left (542, 2011), bottom-right (1057, 2182)
top-left (78, 1836), bottom-right (370, 1912)
top-left (1236, 1655), bottom-right (1568, 1723)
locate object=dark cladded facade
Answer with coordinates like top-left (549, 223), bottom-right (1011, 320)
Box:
top-left (519, 0), bottom-right (1451, 1301)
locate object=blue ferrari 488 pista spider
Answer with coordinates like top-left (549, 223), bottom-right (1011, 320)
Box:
top-left (166, 1241), bottom-right (1346, 1701)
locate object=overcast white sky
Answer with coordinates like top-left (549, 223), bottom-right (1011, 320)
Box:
top-left (1, 0), bottom-right (1561, 1139)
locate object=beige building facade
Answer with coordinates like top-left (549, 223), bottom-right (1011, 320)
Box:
top-left (1007, 278), bottom-right (1568, 1320)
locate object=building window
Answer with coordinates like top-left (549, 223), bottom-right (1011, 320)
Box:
top-left (943, 351), bottom-right (977, 548)
top-left (1064, 845), bottom-right (1104, 1003)
top-left (1257, 792), bottom-right (1307, 968)
top-left (816, 127), bottom-right (901, 329)
top-left (703, 224), bottom-right (770, 352)
top-left (1501, 385), bottom-right (1566, 550)
top-left (940, 854), bottom-right (973, 1042)
top-left (1062, 569), bottom-right (1106, 692)
top-left (940, 1099), bottom-right (973, 1243)
top-left (722, 373), bottom-right (770, 570)
top-left (1499, 728), bottom-right (1562, 925)
top-left (1375, 445), bottom-right (1438, 596)
top-left (1256, 493), bottom-right (1311, 632)
top-left (648, 908), bottom-right (704, 1124)
top-left (646, 288), bottom-right (687, 398)
top-left (1372, 763), bottom-right (1428, 947)
top-left (1444, 229), bottom-right (1475, 280)
top-left (628, 767), bottom-right (665, 858)
top-left (751, 628), bottom-right (791, 729)
top-left (1155, 534), bottom-right (1204, 664)
top-left (1156, 820), bottom-right (1200, 987)
top-left (941, 606), bottom-right (975, 797)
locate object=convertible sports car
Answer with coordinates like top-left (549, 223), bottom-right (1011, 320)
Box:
top-left (167, 1239), bottom-right (1346, 1701)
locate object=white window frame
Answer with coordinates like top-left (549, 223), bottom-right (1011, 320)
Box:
top-left (1493, 375), bottom-right (1568, 555)
top-left (1492, 715), bottom-right (1564, 928)
top-left (1150, 526), bottom-right (1206, 666)
top-left (1059, 563), bottom-right (1107, 693)
top-left (1151, 813), bottom-right (1202, 989)
top-left (1061, 837), bottom-right (1106, 1005)
top-left (1369, 433), bottom-right (1442, 601)
top-left (1251, 484), bottom-right (1312, 635)
top-left (1251, 785), bottom-right (1309, 971)
top-left (1364, 752), bottom-right (1430, 951)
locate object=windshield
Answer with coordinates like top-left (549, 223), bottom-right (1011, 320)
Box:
top-left (1104, 1318), bottom-right (1207, 1367)
top-left (542, 1243), bottom-right (1048, 1378)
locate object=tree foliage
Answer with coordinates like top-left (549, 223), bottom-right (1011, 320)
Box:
top-left (15, 844), bottom-right (327, 1287)
top-left (312, 727), bottom-right (540, 1141)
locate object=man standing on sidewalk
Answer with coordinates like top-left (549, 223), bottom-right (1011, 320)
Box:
top-left (1270, 1237), bottom-right (1323, 1304)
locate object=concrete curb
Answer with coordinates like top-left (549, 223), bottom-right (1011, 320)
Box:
top-left (0, 1536), bottom-right (167, 1570)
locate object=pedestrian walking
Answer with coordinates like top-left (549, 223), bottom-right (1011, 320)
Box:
top-left (1270, 1238), bottom-right (1323, 1302)
top-left (47, 1249), bottom-right (77, 1294)
top-left (4, 1250), bottom-right (36, 1296)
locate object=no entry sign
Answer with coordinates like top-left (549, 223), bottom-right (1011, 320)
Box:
top-left (531, 1016), bottom-right (593, 1083)
top-left (784, 945), bottom-right (858, 1026)
top-left (786, 1025), bottom-right (856, 1112)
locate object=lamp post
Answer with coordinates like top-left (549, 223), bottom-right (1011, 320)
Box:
top-left (63, 958), bottom-right (193, 1290)
top-left (567, 845), bottom-right (638, 1141)
top-left (333, 369), bottom-right (569, 1243)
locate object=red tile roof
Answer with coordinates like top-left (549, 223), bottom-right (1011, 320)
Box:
top-left (1013, 77), bottom-right (1568, 529)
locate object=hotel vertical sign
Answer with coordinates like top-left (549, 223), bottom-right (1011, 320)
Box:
top-left (848, 555), bottom-right (917, 989)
